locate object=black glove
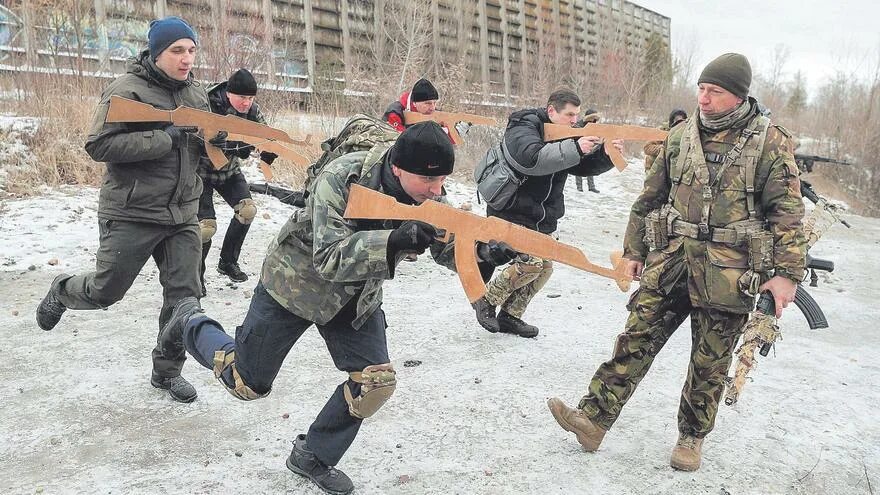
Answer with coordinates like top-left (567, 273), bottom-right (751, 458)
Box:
top-left (387, 221), bottom-right (438, 257)
top-left (225, 140), bottom-right (253, 159)
top-left (477, 240), bottom-right (518, 266)
top-left (260, 151), bottom-right (278, 165)
top-left (164, 125), bottom-right (198, 149)
top-left (208, 130), bottom-right (228, 148)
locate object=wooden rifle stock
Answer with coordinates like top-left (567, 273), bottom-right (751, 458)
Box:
top-left (343, 184), bottom-right (631, 303)
top-left (106, 96), bottom-right (310, 170)
top-left (544, 123), bottom-right (668, 171)
top-left (404, 111), bottom-right (497, 145)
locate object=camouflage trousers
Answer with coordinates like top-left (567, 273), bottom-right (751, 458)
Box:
top-left (483, 256), bottom-right (553, 318)
top-left (577, 251), bottom-right (747, 438)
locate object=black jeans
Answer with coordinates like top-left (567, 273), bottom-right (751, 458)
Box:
top-left (198, 172), bottom-right (252, 269)
top-left (184, 282), bottom-right (390, 466)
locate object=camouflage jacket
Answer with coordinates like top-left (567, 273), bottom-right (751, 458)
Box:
top-left (624, 102), bottom-right (806, 313)
top-left (198, 81), bottom-right (269, 184)
top-left (260, 151), bottom-right (457, 328)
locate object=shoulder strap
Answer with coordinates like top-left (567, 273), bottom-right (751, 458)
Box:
top-left (500, 136), bottom-right (531, 175)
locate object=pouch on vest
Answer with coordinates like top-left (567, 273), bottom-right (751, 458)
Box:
top-left (474, 140), bottom-right (526, 210)
top-left (747, 230), bottom-right (774, 273)
top-left (644, 204), bottom-right (679, 251)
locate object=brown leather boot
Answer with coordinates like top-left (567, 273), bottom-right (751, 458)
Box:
top-left (670, 433), bottom-right (704, 471)
top-left (547, 398), bottom-right (606, 452)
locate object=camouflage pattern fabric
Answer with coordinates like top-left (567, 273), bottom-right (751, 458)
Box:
top-left (260, 150), bottom-right (455, 329)
top-left (623, 105), bottom-right (806, 314)
top-left (483, 256), bottom-right (553, 318)
top-left (577, 240), bottom-right (747, 436)
top-left (642, 124), bottom-right (669, 171)
top-left (577, 102), bottom-right (805, 437)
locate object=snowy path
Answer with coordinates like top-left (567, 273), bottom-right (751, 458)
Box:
top-left (1, 163), bottom-right (878, 495)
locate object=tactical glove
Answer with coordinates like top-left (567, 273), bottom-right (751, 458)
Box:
top-left (226, 140), bottom-right (253, 159)
top-left (260, 151), bottom-right (278, 165)
top-left (477, 240), bottom-right (518, 266)
top-left (387, 221), bottom-right (438, 257)
top-left (164, 125), bottom-right (199, 149)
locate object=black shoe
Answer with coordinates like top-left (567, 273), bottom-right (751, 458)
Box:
top-left (151, 372), bottom-right (198, 403)
top-left (472, 297), bottom-right (500, 333)
top-left (286, 434), bottom-right (354, 495)
top-left (497, 311), bottom-right (539, 338)
top-left (218, 260), bottom-right (248, 283)
top-left (588, 188), bottom-right (600, 194)
top-left (36, 274), bottom-right (69, 331)
top-left (158, 296), bottom-right (203, 359)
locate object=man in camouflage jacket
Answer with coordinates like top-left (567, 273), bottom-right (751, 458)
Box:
top-left (548, 53), bottom-right (806, 472)
top-left (35, 17), bottom-right (214, 403)
top-left (198, 68), bottom-right (277, 289)
top-left (154, 121), bottom-right (515, 494)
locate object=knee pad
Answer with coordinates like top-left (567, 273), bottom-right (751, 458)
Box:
top-left (505, 259), bottom-right (544, 288)
top-left (344, 364), bottom-right (397, 419)
top-left (199, 219), bottom-right (217, 242)
top-left (213, 350), bottom-right (269, 401)
top-left (233, 198), bottom-right (257, 225)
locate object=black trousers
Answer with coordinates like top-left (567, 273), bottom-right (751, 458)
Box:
top-left (184, 283), bottom-right (390, 466)
top-left (198, 172), bottom-right (252, 275)
top-left (55, 218), bottom-right (201, 377)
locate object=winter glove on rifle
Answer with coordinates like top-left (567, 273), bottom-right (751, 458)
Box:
top-left (387, 221), bottom-right (438, 257)
top-left (164, 125), bottom-right (199, 149)
top-left (476, 240), bottom-right (518, 266)
top-left (260, 151), bottom-right (278, 165)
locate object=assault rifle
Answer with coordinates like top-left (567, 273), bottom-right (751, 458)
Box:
top-left (343, 184), bottom-right (631, 303)
top-left (725, 181), bottom-right (847, 406)
top-left (105, 96), bottom-right (311, 169)
top-left (403, 111), bottom-right (497, 145)
top-left (543, 123), bottom-right (668, 171)
top-left (249, 182), bottom-right (305, 207)
top-left (794, 153), bottom-right (850, 173)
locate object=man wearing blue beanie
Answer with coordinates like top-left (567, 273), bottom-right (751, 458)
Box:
top-left (36, 16), bottom-right (214, 404)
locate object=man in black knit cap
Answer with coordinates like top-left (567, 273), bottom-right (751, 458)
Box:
top-left (155, 121), bottom-right (517, 494)
top-left (198, 68), bottom-right (278, 291)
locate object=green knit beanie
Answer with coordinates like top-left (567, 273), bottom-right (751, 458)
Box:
top-left (698, 53), bottom-right (752, 99)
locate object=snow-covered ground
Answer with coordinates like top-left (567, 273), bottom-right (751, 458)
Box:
top-left (1, 159), bottom-right (878, 495)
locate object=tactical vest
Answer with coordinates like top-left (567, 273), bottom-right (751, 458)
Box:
top-left (644, 114), bottom-right (776, 289)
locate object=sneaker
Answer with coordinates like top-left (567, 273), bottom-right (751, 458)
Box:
top-left (151, 372), bottom-right (198, 403)
top-left (218, 260), bottom-right (248, 282)
top-left (157, 296), bottom-right (203, 359)
top-left (286, 434), bottom-right (354, 495)
top-left (36, 274), bottom-right (69, 331)
top-left (497, 310), bottom-right (539, 338)
top-left (472, 297), bottom-right (500, 333)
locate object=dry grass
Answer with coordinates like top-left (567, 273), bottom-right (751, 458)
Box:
top-left (1, 73), bottom-right (102, 196)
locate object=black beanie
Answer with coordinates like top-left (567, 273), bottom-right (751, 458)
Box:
top-left (389, 121), bottom-right (454, 176)
top-left (410, 78), bottom-right (439, 103)
top-left (698, 53), bottom-right (752, 99)
top-left (227, 68), bottom-right (258, 96)
top-left (668, 108), bottom-right (688, 128)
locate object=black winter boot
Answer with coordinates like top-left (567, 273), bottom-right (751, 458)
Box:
top-left (286, 434), bottom-right (354, 495)
top-left (36, 274), bottom-right (69, 331)
top-left (217, 259), bottom-right (248, 282)
top-left (472, 297), bottom-right (500, 333)
top-left (158, 296), bottom-right (203, 359)
top-left (497, 310), bottom-right (539, 338)
top-left (151, 372), bottom-right (198, 403)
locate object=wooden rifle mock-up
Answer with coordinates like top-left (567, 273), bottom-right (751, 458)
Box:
top-left (105, 96), bottom-right (312, 173)
top-left (343, 184), bottom-right (631, 303)
top-left (403, 111), bottom-right (497, 144)
top-left (543, 123), bottom-right (668, 171)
